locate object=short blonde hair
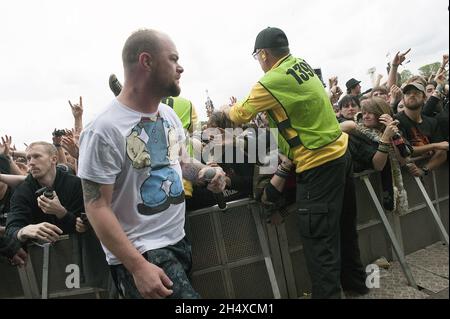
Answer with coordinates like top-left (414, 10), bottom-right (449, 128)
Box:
top-left (26, 141), bottom-right (57, 156)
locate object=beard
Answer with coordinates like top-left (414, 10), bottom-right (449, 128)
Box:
top-left (166, 82), bottom-right (181, 97)
top-left (151, 71), bottom-right (181, 98)
top-left (404, 100), bottom-right (423, 111)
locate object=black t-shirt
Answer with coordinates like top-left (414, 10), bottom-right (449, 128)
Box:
top-left (0, 187), bottom-right (13, 226)
top-left (395, 111), bottom-right (444, 146)
top-left (348, 133), bottom-right (377, 173)
top-left (436, 102), bottom-right (449, 140)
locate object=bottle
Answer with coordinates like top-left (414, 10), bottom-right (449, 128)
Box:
top-left (392, 133), bottom-right (411, 158)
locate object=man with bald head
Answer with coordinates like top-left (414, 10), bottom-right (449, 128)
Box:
top-left (78, 29), bottom-right (226, 299)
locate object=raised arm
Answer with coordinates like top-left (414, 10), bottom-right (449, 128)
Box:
top-left (68, 96), bottom-right (84, 135)
top-left (388, 49), bottom-right (411, 89)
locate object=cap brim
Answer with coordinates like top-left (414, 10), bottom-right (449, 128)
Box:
top-left (402, 83), bottom-right (425, 94)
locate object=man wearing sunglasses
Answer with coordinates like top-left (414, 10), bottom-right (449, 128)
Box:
top-left (222, 27), bottom-right (367, 299)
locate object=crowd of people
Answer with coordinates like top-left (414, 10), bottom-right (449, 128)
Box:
top-left (0, 27), bottom-right (448, 299)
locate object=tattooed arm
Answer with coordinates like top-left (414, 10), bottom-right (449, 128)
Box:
top-left (179, 144), bottom-right (227, 193)
top-left (81, 179), bottom-right (173, 298)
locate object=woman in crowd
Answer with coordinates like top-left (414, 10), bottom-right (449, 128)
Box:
top-left (340, 97), bottom-right (411, 214)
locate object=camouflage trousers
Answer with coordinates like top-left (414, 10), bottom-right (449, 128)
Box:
top-left (110, 237), bottom-right (200, 299)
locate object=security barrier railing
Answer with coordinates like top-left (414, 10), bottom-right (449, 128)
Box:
top-left (0, 164), bottom-right (448, 298)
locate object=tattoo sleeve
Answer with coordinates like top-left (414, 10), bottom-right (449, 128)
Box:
top-left (81, 179), bottom-right (101, 204)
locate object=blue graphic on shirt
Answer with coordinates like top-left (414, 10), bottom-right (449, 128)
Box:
top-left (126, 117), bottom-right (184, 215)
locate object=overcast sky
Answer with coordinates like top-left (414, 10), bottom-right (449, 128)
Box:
top-left (1, 0), bottom-right (449, 148)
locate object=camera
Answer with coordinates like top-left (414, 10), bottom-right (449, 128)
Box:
top-left (80, 212), bottom-right (91, 227)
top-left (80, 212), bottom-right (88, 223)
top-left (52, 129), bottom-right (66, 137)
top-left (35, 186), bottom-right (54, 199)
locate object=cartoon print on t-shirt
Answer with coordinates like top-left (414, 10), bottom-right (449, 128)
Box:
top-left (126, 116), bottom-right (184, 215)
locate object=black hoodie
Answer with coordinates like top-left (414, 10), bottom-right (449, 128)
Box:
top-left (5, 168), bottom-right (84, 241)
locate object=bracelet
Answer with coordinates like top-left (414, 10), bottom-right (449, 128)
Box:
top-left (279, 163), bottom-right (293, 173)
top-left (275, 168), bottom-right (290, 179)
top-left (277, 164), bottom-right (291, 174)
top-left (378, 144), bottom-right (390, 153)
top-left (379, 140), bottom-right (390, 146)
top-left (392, 63), bottom-right (399, 67)
top-left (53, 144), bottom-right (62, 147)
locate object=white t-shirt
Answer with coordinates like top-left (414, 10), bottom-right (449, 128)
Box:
top-left (78, 99), bottom-right (186, 265)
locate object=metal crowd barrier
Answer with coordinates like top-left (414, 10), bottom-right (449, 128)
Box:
top-left (1, 234), bottom-right (105, 299)
top-left (188, 164), bottom-right (448, 298)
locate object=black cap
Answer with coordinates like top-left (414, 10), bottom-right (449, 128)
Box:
top-left (253, 27), bottom-right (289, 54)
top-left (345, 78), bottom-right (361, 90)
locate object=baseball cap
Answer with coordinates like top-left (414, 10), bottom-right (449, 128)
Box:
top-left (253, 27), bottom-right (289, 54)
top-left (401, 82), bottom-right (426, 94)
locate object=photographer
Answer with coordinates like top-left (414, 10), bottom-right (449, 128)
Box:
top-left (5, 142), bottom-right (87, 243)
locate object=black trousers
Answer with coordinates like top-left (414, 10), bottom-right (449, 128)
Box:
top-left (296, 149), bottom-right (365, 299)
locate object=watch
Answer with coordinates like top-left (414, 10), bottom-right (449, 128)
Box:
top-left (422, 166), bottom-right (430, 176)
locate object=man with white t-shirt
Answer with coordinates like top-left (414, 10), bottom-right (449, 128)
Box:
top-left (78, 29), bottom-right (226, 299)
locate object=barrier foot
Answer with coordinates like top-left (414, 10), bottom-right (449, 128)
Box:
top-left (414, 176), bottom-right (449, 245)
top-left (362, 176), bottom-right (418, 289)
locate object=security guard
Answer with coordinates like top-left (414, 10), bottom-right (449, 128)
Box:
top-left (109, 74), bottom-right (198, 198)
top-left (222, 27), bottom-right (367, 298)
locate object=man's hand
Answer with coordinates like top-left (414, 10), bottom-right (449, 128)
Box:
top-left (392, 48), bottom-right (411, 67)
top-left (278, 153), bottom-right (294, 171)
top-left (10, 248), bottom-right (28, 267)
top-left (389, 85), bottom-right (403, 105)
top-left (132, 261), bottom-right (173, 299)
top-left (75, 217), bottom-right (88, 233)
top-left (68, 96), bottom-right (83, 119)
top-left (329, 85), bottom-right (343, 103)
top-left (328, 76), bottom-right (338, 88)
top-left (198, 166), bottom-right (227, 193)
top-left (228, 96), bottom-right (237, 106)
top-left (442, 54), bottom-right (449, 67)
top-left (434, 69), bottom-right (447, 86)
top-left (37, 192), bottom-right (67, 218)
top-left (61, 135), bottom-right (79, 159)
top-left (52, 134), bottom-right (63, 147)
top-left (0, 135), bottom-right (12, 156)
top-left (19, 222), bottom-right (63, 243)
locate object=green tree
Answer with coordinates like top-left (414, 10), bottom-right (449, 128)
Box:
top-left (418, 62), bottom-right (440, 80)
top-left (399, 69), bottom-right (413, 85)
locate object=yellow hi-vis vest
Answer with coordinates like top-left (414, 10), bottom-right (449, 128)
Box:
top-left (258, 55), bottom-right (342, 158)
top-left (161, 96), bottom-right (196, 133)
top-left (161, 96), bottom-right (196, 198)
